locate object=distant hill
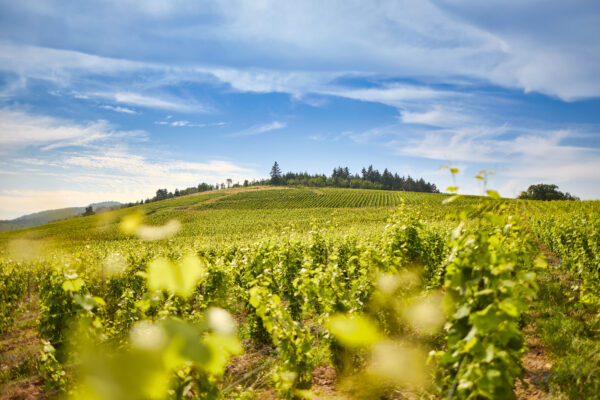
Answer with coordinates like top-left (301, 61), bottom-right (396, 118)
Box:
top-left (0, 201), bottom-right (121, 233)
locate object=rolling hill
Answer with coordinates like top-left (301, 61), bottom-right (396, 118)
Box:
top-left (0, 201), bottom-right (121, 233)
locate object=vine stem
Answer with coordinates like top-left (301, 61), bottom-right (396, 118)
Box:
top-left (447, 355), bottom-right (466, 400)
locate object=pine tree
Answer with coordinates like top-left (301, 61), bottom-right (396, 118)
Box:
top-left (270, 161), bottom-right (282, 185)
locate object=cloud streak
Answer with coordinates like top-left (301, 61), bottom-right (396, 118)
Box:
top-left (0, 108), bottom-right (146, 152)
top-left (227, 121), bottom-right (287, 137)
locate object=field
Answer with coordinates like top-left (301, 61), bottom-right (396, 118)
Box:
top-left (1, 186), bottom-right (599, 399)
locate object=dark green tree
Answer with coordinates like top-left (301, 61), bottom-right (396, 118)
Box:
top-left (518, 184), bottom-right (579, 201)
top-left (156, 189), bottom-right (168, 201)
top-left (82, 206), bottom-right (94, 216)
top-left (270, 161), bottom-right (283, 185)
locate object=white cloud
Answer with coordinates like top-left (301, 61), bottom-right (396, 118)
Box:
top-left (228, 121), bottom-right (287, 137)
top-left (0, 150), bottom-right (260, 219)
top-left (324, 84), bottom-right (459, 107)
top-left (0, 108), bottom-right (146, 152)
top-left (0, 41), bottom-right (144, 83)
top-left (377, 122), bottom-right (600, 198)
top-left (400, 106), bottom-right (473, 127)
top-left (0, 108), bottom-right (112, 151)
top-left (1, 1), bottom-right (599, 102)
top-left (101, 105), bottom-right (137, 114)
top-left (154, 120), bottom-right (225, 127)
top-left (95, 92), bottom-right (208, 113)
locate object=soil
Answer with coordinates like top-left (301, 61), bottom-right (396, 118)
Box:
top-left (312, 364), bottom-right (338, 397)
top-left (0, 299), bottom-right (45, 400)
top-left (0, 377), bottom-right (45, 400)
top-left (515, 323), bottom-right (552, 400)
top-left (514, 242), bottom-right (561, 400)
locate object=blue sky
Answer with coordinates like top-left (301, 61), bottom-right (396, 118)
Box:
top-left (0, 0), bottom-right (599, 219)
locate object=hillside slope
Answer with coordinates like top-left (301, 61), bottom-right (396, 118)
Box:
top-left (0, 187), bottom-right (455, 251)
top-left (0, 201), bottom-right (121, 233)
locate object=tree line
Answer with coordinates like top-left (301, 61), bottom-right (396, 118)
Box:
top-left (269, 162), bottom-right (439, 192)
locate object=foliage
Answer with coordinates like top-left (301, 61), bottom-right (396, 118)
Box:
top-left (518, 183), bottom-right (579, 201)
top-left (433, 210), bottom-right (539, 399)
top-left (269, 161), bottom-right (283, 185)
top-left (0, 261), bottom-right (27, 332)
top-left (1, 186), bottom-right (600, 399)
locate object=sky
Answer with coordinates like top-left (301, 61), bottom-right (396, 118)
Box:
top-left (0, 0), bottom-right (599, 219)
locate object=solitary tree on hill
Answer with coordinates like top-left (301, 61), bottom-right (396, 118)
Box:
top-left (270, 161), bottom-right (282, 185)
top-left (82, 206), bottom-right (94, 216)
top-left (518, 184), bottom-right (579, 201)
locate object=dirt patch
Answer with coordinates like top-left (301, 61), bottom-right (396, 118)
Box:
top-left (515, 323), bottom-right (552, 400)
top-left (223, 342), bottom-right (274, 394)
top-left (0, 377), bottom-right (45, 400)
top-left (537, 242), bottom-right (560, 266)
top-left (0, 332), bottom-right (38, 355)
top-left (0, 299), bottom-right (44, 400)
top-left (312, 364), bottom-right (337, 393)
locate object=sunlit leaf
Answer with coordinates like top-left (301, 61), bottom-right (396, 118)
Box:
top-left (62, 278), bottom-right (84, 292)
top-left (203, 334), bottom-right (243, 375)
top-left (328, 315), bottom-right (380, 348)
top-left (119, 213), bottom-right (143, 235)
top-left (207, 307), bottom-right (236, 335)
top-left (486, 190), bottom-right (500, 199)
top-left (136, 220), bottom-right (181, 241)
top-left (442, 195), bottom-right (461, 204)
top-left (74, 294), bottom-right (104, 311)
top-left (147, 254), bottom-right (206, 298)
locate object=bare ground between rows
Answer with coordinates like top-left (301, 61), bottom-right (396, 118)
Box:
top-left (514, 242), bottom-right (563, 400)
top-left (0, 298), bottom-right (45, 400)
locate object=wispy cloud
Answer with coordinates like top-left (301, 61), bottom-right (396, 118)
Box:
top-left (0, 108), bottom-right (147, 152)
top-left (0, 150), bottom-right (260, 219)
top-left (323, 84), bottom-right (459, 108)
top-left (0, 108), bottom-right (110, 151)
top-left (400, 105), bottom-right (474, 127)
top-left (100, 105), bottom-right (137, 114)
top-left (91, 92), bottom-right (209, 113)
top-left (227, 121), bottom-right (287, 137)
top-left (2, 0), bottom-right (600, 102)
top-left (154, 120), bottom-right (226, 128)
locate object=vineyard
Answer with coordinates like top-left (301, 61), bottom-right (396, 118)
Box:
top-left (0, 187), bottom-right (599, 399)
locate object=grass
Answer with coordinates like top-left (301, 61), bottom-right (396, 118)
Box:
top-left (532, 267), bottom-right (600, 399)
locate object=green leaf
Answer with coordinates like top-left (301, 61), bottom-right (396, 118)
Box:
top-left (486, 190), bottom-right (500, 199)
top-left (62, 278), bottom-right (84, 292)
top-left (470, 306), bottom-right (503, 332)
top-left (74, 294), bottom-right (104, 311)
top-left (147, 254), bottom-right (206, 298)
top-left (203, 334), bottom-right (243, 375)
top-left (453, 305), bottom-right (470, 319)
top-left (498, 300), bottom-right (519, 318)
top-left (328, 315), bottom-right (380, 348)
top-left (161, 318), bottom-right (210, 368)
top-left (442, 195), bottom-right (461, 205)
